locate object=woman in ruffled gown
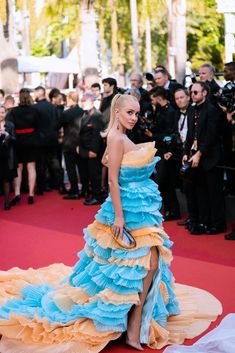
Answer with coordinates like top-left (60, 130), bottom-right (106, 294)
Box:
top-left (0, 94), bottom-right (222, 353)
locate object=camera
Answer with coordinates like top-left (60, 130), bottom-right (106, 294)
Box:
top-left (145, 72), bottom-right (154, 82)
top-left (190, 73), bottom-right (197, 83)
top-left (214, 82), bottom-right (235, 115)
top-left (116, 87), bottom-right (127, 94)
top-left (180, 161), bottom-right (191, 175)
top-left (138, 110), bottom-right (153, 131)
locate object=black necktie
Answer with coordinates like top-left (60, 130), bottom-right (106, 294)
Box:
top-left (179, 112), bottom-right (187, 131)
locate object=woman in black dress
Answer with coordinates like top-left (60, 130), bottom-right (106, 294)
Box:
top-left (0, 106), bottom-right (17, 210)
top-left (8, 89), bottom-right (39, 205)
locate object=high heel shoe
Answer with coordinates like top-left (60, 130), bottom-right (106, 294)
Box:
top-left (4, 200), bottom-right (11, 210)
top-left (28, 196), bottom-right (34, 205)
top-left (10, 195), bottom-right (21, 206)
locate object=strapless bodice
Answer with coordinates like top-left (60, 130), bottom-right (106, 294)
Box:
top-left (119, 142), bottom-right (160, 184)
top-left (121, 141), bottom-right (157, 167)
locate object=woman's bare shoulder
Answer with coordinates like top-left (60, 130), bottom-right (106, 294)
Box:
top-left (107, 132), bottom-right (125, 147)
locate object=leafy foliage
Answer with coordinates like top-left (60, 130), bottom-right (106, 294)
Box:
top-left (187, 0), bottom-right (225, 71)
top-left (28, 0), bottom-right (224, 72)
top-left (31, 0), bottom-right (80, 57)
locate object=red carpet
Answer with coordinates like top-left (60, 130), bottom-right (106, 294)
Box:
top-left (0, 191), bottom-right (235, 353)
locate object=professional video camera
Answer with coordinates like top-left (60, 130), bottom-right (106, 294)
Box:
top-left (214, 82), bottom-right (235, 115)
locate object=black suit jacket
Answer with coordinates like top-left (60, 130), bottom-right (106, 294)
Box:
top-left (208, 79), bottom-right (220, 95)
top-left (207, 79), bottom-right (221, 106)
top-left (151, 103), bottom-right (177, 156)
top-left (33, 99), bottom-right (59, 146)
top-left (139, 87), bottom-right (152, 116)
top-left (78, 108), bottom-right (105, 158)
top-left (166, 81), bottom-right (183, 108)
top-left (168, 81), bottom-right (183, 94)
top-left (184, 100), bottom-right (222, 170)
top-left (60, 105), bottom-right (84, 152)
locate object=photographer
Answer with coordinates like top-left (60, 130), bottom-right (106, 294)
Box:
top-left (183, 81), bottom-right (226, 235)
top-left (199, 63), bottom-right (220, 98)
top-left (150, 87), bottom-right (181, 221)
top-left (174, 88), bottom-right (198, 231)
top-left (221, 62), bottom-right (235, 198)
top-left (224, 105), bottom-right (235, 240)
top-left (127, 87), bottom-right (153, 144)
top-left (130, 73), bottom-right (152, 115)
top-left (154, 68), bottom-right (183, 107)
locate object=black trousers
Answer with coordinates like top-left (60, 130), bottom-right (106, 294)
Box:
top-left (190, 166), bottom-right (226, 228)
top-left (36, 146), bottom-right (64, 192)
top-left (78, 156), bottom-right (102, 201)
top-left (155, 158), bottom-right (181, 216)
top-left (181, 177), bottom-right (199, 222)
top-left (64, 151), bottom-right (80, 194)
top-left (225, 151), bottom-right (235, 195)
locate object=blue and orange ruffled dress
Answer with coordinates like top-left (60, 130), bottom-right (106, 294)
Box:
top-left (0, 142), bottom-right (222, 352)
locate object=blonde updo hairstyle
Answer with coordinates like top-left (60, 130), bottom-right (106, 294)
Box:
top-left (101, 93), bottom-right (138, 138)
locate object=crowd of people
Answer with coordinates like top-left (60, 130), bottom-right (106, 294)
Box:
top-left (0, 61), bottom-right (235, 240)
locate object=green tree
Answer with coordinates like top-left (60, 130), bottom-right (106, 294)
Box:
top-left (31, 0), bottom-right (80, 57)
top-left (26, 0), bottom-right (225, 78)
top-left (187, 0), bottom-right (224, 71)
top-left (139, 0), bottom-right (166, 72)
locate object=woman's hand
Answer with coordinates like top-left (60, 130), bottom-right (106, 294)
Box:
top-left (112, 216), bottom-right (125, 239)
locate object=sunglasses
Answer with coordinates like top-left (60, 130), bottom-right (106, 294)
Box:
top-left (191, 90), bottom-right (202, 95)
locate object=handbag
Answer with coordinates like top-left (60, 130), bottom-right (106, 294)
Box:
top-left (112, 227), bottom-right (136, 249)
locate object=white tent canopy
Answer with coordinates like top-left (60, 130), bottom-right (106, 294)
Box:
top-left (17, 51), bottom-right (80, 74)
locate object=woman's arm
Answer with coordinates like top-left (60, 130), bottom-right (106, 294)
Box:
top-left (101, 145), bottom-right (108, 166)
top-left (107, 135), bottom-right (125, 238)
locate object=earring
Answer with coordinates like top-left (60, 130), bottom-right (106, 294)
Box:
top-left (117, 119), bottom-right (119, 130)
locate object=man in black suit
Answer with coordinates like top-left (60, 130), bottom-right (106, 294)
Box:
top-left (60, 92), bottom-right (84, 199)
top-left (76, 92), bottom-right (105, 205)
top-left (150, 87), bottom-right (181, 220)
top-left (224, 110), bottom-right (235, 240)
top-left (100, 77), bottom-right (118, 128)
top-left (33, 86), bottom-right (64, 194)
top-left (224, 61), bottom-right (235, 86)
top-left (223, 62), bottom-right (235, 240)
top-left (154, 68), bottom-right (183, 107)
top-left (91, 83), bottom-right (102, 110)
top-left (174, 88), bottom-right (198, 230)
top-left (130, 73), bottom-right (152, 116)
top-left (222, 61), bottom-right (235, 199)
top-left (199, 63), bottom-right (221, 98)
top-left (183, 81), bottom-right (226, 235)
